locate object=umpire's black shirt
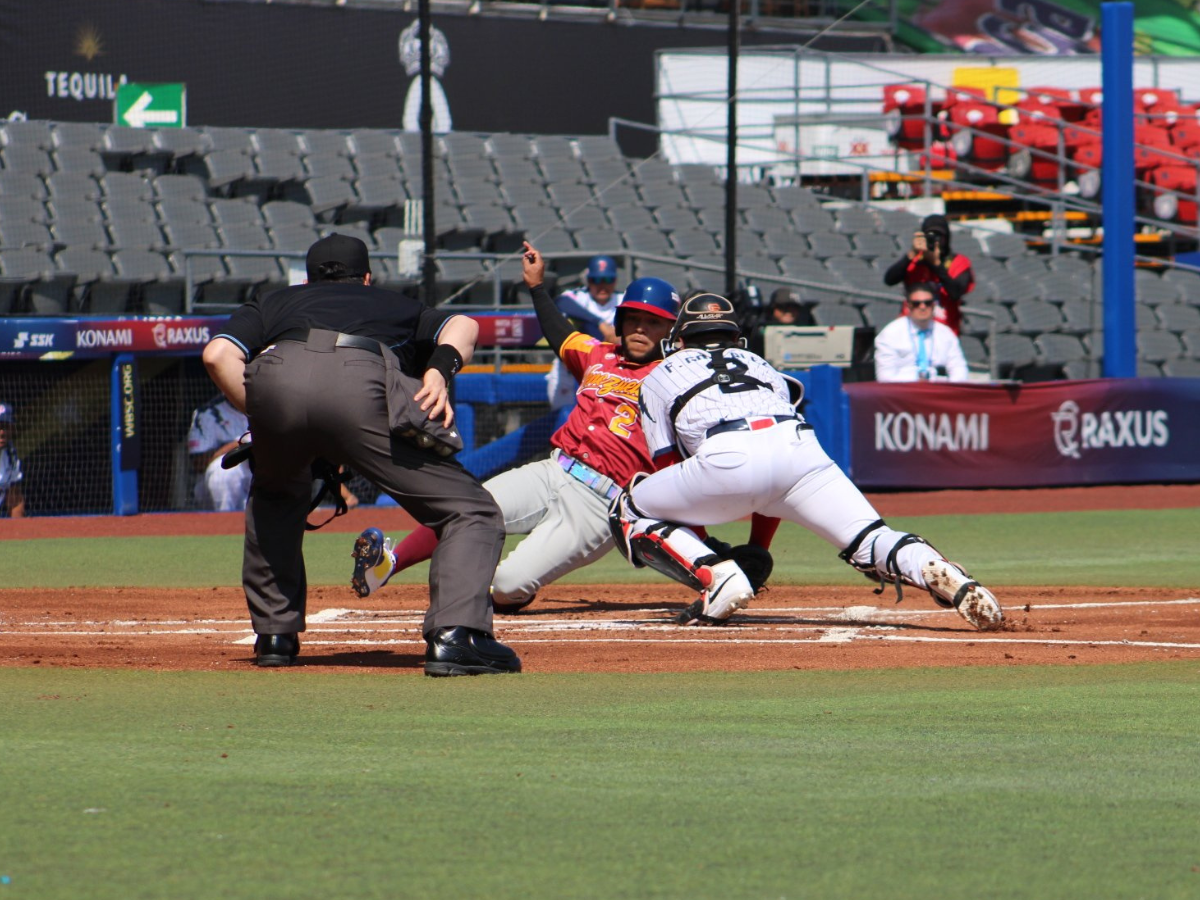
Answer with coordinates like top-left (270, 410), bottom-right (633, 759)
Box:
top-left (215, 282), bottom-right (455, 377)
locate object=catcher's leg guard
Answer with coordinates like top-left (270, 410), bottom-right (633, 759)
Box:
top-left (607, 477), bottom-right (651, 568)
top-left (921, 560), bottom-right (1004, 631)
top-left (838, 519), bottom-right (928, 602)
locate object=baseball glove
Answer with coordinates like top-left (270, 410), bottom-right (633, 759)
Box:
top-left (728, 543), bottom-right (774, 593)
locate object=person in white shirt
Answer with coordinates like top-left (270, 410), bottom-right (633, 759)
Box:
top-left (0, 402), bottom-right (26, 518)
top-left (188, 395), bottom-right (253, 511)
top-left (874, 282), bottom-right (970, 383)
top-left (546, 255), bottom-right (623, 410)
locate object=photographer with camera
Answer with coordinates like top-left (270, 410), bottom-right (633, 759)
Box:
top-left (883, 214), bottom-right (974, 335)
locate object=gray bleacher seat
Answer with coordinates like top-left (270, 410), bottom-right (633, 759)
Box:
top-left (2, 144), bottom-right (55, 177)
top-left (983, 231), bottom-right (1028, 260)
top-left (696, 207), bottom-right (730, 235)
top-left (966, 300), bottom-right (1015, 334)
top-left (1137, 330), bottom-right (1184, 364)
top-left (101, 126), bottom-right (162, 171)
top-left (154, 172), bottom-right (208, 204)
top-left (1040, 271), bottom-right (1091, 303)
top-left (456, 179), bottom-right (505, 207)
top-left (350, 130), bottom-right (400, 158)
top-left (654, 205), bottom-right (701, 233)
top-left (950, 231), bottom-right (985, 259)
top-left (770, 185), bottom-right (823, 211)
top-left (683, 184), bottom-right (726, 210)
top-left (620, 228), bottom-right (672, 256)
top-left (1012, 299), bottom-right (1065, 334)
top-left (1005, 255), bottom-right (1049, 278)
top-left (527, 229), bottom-right (576, 255)
top-left (761, 232), bottom-right (811, 260)
top-left (1137, 360), bottom-right (1164, 377)
top-left (607, 205), bottom-right (656, 232)
top-left (853, 232), bottom-right (901, 261)
top-left (102, 249), bottom-right (177, 314)
top-left (56, 247), bottom-right (116, 313)
top-left (731, 230), bottom-right (768, 258)
top-left (687, 267), bottom-right (729, 294)
top-left (252, 128), bottom-right (303, 158)
top-left (252, 150), bottom-right (307, 188)
top-left (743, 207), bottom-right (791, 235)
top-left (576, 135), bottom-right (623, 161)
top-left (462, 203), bottom-right (516, 234)
top-left (632, 260), bottom-right (691, 288)
top-left (833, 207), bottom-right (879, 235)
top-left (200, 126), bottom-right (254, 155)
top-left (1156, 303), bottom-right (1200, 333)
top-left (494, 155), bottom-right (543, 186)
top-left (354, 153), bottom-right (405, 181)
top-left (959, 333), bottom-right (988, 368)
top-left (1035, 333), bottom-right (1088, 367)
top-left (168, 250), bottom-right (237, 308)
top-left (1162, 356), bottom-right (1200, 376)
top-left (825, 256), bottom-right (874, 287)
top-left (1046, 254), bottom-right (1095, 278)
top-left (52, 146), bottom-right (106, 177)
top-left (791, 207), bottom-right (837, 235)
top-left (487, 133), bottom-right (533, 158)
top-left (107, 216), bottom-right (165, 252)
top-left (347, 176), bottom-right (407, 226)
top-left (584, 158), bottom-right (632, 189)
top-left (670, 229), bottom-right (717, 258)
top-left (0, 196), bottom-right (48, 229)
top-left (267, 221), bottom-right (321, 254)
top-left (1058, 299), bottom-right (1095, 334)
top-left (864, 301), bottom-right (902, 333)
top-left (630, 157), bottom-right (676, 184)
top-left (673, 163), bottom-right (720, 186)
top-left (262, 201), bottom-right (317, 231)
top-left (1179, 328), bottom-right (1200, 357)
top-left (806, 232), bottom-right (853, 260)
top-left (547, 181), bottom-right (594, 211)
top-left (532, 134), bottom-right (575, 160)
top-left (511, 203), bottom-right (563, 233)
top-left (224, 252), bottom-right (285, 299)
top-left (1161, 267), bottom-right (1200, 306)
top-left (0, 169), bottom-right (48, 200)
top-left (300, 129), bottom-right (352, 160)
top-left (302, 176), bottom-right (357, 220)
top-left (158, 198), bottom-right (215, 231)
top-left (219, 221), bottom-right (273, 252)
top-left (1, 120), bottom-right (54, 150)
top-left (811, 302), bottom-right (864, 327)
top-left (561, 206), bottom-right (607, 232)
top-left (152, 126), bottom-right (207, 163)
top-left (200, 149), bottom-right (256, 191)
top-left (101, 171), bottom-right (155, 203)
top-left (318, 223), bottom-right (375, 249)
top-left (571, 229), bottom-right (624, 254)
top-left (53, 122), bottom-right (106, 151)
top-left (2, 247), bottom-right (71, 314)
top-left (0, 218), bottom-right (55, 249)
top-left (304, 152), bottom-right (356, 182)
top-left (593, 181), bottom-right (642, 211)
top-left (874, 207), bottom-right (922, 234)
top-left (1136, 276), bottom-right (1181, 307)
top-left (208, 198), bottom-right (264, 228)
top-left (51, 212), bottom-right (110, 251)
top-left (46, 171), bottom-right (102, 203)
top-left (993, 333), bottom-right (1038, 370)
top-left (638, 182), bottom-right (688, 210)
top-left (163, 221), bottom-right (220, 251)
top-left (736, 184), bottom-right (773, 210)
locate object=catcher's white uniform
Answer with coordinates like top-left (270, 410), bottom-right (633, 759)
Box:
top-left (188, 397), bottom-right (251, 512)
top-left (627, 342), bottom-right (1002, 629)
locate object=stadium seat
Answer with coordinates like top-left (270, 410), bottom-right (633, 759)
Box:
top-left (2, 247), bottom-right (72, 315)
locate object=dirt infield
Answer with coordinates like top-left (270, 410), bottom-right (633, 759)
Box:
top-left (2, 484), bottom-right (1197, 674)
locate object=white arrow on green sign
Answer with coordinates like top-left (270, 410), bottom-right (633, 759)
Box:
top-left (114, 83), bottom-right (187, 129)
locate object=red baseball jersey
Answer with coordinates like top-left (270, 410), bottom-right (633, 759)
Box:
top-left (551, 332), bottom-right (659, 487)
top-left (898, 254), bottom-right (974, 334)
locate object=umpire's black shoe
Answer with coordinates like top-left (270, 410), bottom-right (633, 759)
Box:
top-left (254, 633), bottom-right (299, 668)
top-left (424, 626), bottom-right (521, 677)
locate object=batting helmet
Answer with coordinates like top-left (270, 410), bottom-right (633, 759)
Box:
top-left (0, 402), bottom-right (12, 423)
top-left (665, 293), bottom-right (742, 352)
top-left (613, 277), bottom-right (680, 335)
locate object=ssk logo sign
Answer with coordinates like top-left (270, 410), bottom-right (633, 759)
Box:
top-left (1051, 399), bottom-right (1169, 459)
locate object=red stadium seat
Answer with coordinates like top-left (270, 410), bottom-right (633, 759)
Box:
top-left (883, 84), bottom-right (947, 150)
top-left (1150, 165), bottom-right (1199, 224)
top-left (945, 99), bottom-right (1008, 171)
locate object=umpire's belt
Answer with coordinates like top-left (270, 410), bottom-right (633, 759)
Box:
top-left (276, 329), bottom-right (389, 357)
top-left (553, 449), bottom-right (621, 502)
top-left (706, 415), bottom-right (812, 439)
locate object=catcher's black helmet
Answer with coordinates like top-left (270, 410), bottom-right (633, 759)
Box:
top-left (663, 293), bottom-right (743, 354)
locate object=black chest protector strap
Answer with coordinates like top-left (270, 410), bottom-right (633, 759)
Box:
top-left (668, 348), bottom-right (774, 428)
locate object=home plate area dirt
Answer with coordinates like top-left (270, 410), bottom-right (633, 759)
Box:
top-left (2, 484), bottom-right (1198, 674)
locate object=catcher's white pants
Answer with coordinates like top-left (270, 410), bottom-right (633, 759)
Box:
top-left (196, 458), bottom-right (252, 512)
top-left (485, 455), bottom-right (613, 604)
top-left (629, 422), bottom-right (938, 587)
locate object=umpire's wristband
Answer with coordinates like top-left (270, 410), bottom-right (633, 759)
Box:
top-left (425, 344), bottom-right (464, 381)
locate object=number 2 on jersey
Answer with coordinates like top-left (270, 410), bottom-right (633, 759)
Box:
top-left (609, 402), bottom-right (638, 438)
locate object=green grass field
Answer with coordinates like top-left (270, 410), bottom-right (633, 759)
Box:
top-left (1, 507), bottom-right (1198, 898)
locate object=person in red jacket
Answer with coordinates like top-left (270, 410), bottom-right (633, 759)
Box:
top-left (883, 213), bottom-right (974, 334)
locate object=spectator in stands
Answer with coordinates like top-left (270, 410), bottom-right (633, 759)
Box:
top-left (883, 214), bottom-right (974, 334)
top-left (874, 283), bottom-right (970, 383)
top-left (0, 401), bottom-right (26, 518)
top-left (546, 255), bottom-right (623, 410)
top-left (766, 287), bottom-right (814, 326)
top-left (188, 395), bottom-right (253, 512)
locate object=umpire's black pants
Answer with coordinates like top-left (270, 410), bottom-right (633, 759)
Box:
top-left (241, 335), bottom-right (504, 638)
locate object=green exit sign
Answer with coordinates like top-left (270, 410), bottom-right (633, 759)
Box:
top-left (114, 83), bottom-right (186, 129)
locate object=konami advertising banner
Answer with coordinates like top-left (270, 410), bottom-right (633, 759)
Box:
top-left (845, 378), bottom-right (1200, 488)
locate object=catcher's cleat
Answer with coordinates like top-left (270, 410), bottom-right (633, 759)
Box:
top-left (491, 591), bottom-right (535, 615)
top-left (921, 559), bottom-right (1004, 631)
top-left (351, 527), bottom-right (396, 598)
top-left (254, 633), bottom-right (299, 667)
top-left (674, 559), bottom-right (755, 626)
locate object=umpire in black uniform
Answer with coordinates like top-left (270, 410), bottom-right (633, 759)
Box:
top-left (202, 233), bottom-right (520, 676)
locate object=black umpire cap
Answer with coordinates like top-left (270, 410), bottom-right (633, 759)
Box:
top-left (306, 233), bottom-right (371, 282)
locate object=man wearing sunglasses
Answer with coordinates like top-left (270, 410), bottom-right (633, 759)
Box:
top-left (546, 255), bottom-right (623, 410)
top-left (874, 283), bottom-right (970, 383)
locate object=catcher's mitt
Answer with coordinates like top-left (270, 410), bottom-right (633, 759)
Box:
top-left (727, 543), bottom-right (774, 593)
